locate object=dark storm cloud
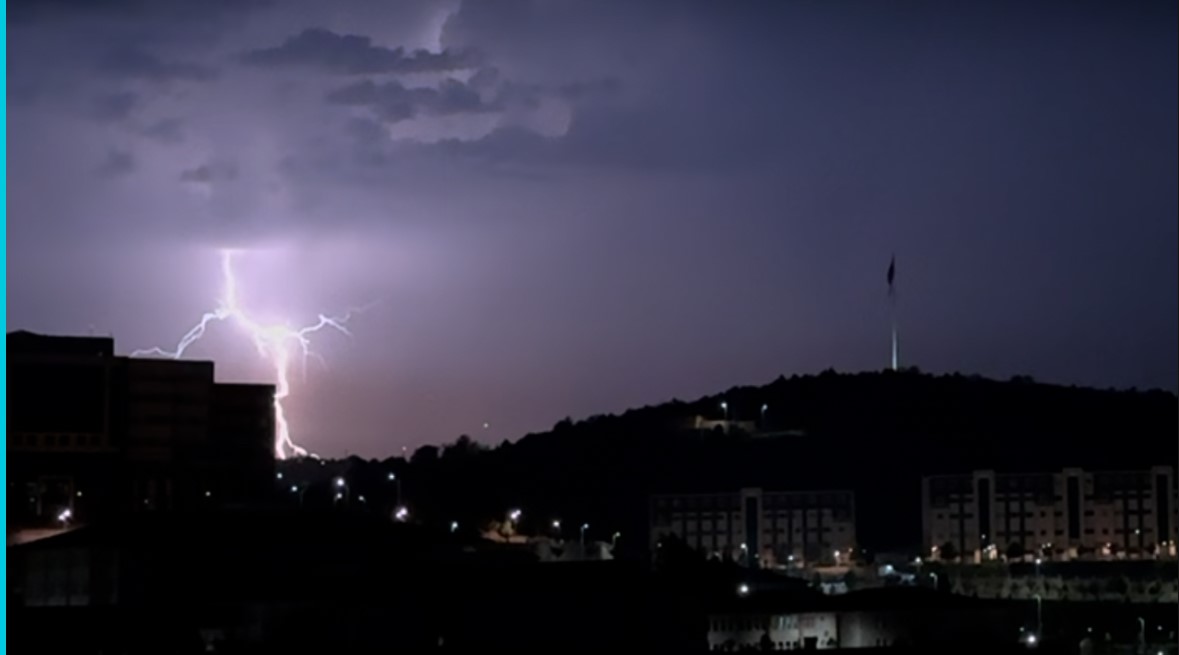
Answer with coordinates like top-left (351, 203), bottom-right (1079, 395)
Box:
top-left (90, 91), bottom-right (139, 123)
top-left (141, 118), bottom-right (186, 144)
top-left (179, 162), bottom-right (238, 184)
top-left (98, 46), bottom-right (217, 83)
top-left (96, 149), bottom-right (135, 177)
top-left (243, 28), bottom-right (477, 75)
top-left (326, 78), bottom-right (492, 122)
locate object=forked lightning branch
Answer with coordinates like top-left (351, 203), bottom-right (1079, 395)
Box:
top-left (132, 250), bottom-right (360, 459)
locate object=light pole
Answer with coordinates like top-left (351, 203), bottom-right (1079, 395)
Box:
top-left (612, 532), bottom-right (621, 549)
top-left (1033, 594), bottom-right (1042, 639)
top-left (720, 401), bottom-right (728, 422)
top-left (760, 404), bottom-right (768, 429)
top-left (388, 471), bottom-right (402, 508)
top-left (580, 523), bottom-right (590, 546)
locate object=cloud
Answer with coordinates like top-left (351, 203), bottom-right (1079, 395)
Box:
top-left (98, 46), bottom-right (217, 83)
top-left (242, 28), bottom-right (477, 75)
top-left (90, 91), bottom-right (139, 123)
top-left (179, 162), bottom-right (238, 184)
top-left (326, 78), bottom-right (492, 122)
top-left (96, 149), bottom-right (135, 177)
top-left (141, 118), bottom-right (185, 144)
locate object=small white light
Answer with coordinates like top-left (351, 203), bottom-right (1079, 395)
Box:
top-left (450, 521), bottom-right (459, 532)
top-left (290, 485), bottom-right (298, 493)
top-left (737, 583), bottom-right (750, 596)
top-left (335, 477), bottom-right (345, 488)
top-left (76, 490), bottom-right (83, 497)
top-left (276, 472), bottom-right (283, 480)
top-left (205, 490), bottom-right (212, 498)
top-left (552, 520), bottom-right (561, 529)
top-left (358, 495), bottom-right (366, 503)
top-left (387, 472), bottom-right (396, 481)
top-left (335, 492), bottom-right (343, 500)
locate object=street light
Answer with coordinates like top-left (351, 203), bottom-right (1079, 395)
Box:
top-left (335, 477), bottom-right (346, 488)
top-left (760, 404), bottom-right (768, 427)
top-left (450, 521), bottom-right (459, 533)
top-left (737, 583), bottom-right (750, 597)
top-left (720, 401), bottom-right (729, 421)
top-left (394, 506), bottom-right (409, 522)
top-left (551, 519), bottom-right (561, 531)
top-left (509, 508), bottom-right (522, 522)
top-left (580, 523), bottom-right (590, 545)
top-left (612, 531), bottom-right (621, 548)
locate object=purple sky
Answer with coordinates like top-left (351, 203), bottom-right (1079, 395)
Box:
top-left (8, 1), bottom-right (1177, 457)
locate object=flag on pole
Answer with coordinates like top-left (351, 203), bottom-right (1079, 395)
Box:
top-left (887, 255), bottom-right (895, 291)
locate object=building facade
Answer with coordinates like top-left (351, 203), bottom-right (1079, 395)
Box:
top-left (922, 467), bottom-right (1178, 561)
top-left (650, 488), bottom-right (856, 567)
top-left (7, 331), bottom-right (275, 536)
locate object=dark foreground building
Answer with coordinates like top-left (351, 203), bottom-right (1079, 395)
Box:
top-left (6, 331), bottom-right (274, 541)
top-left (6, 510), bottom-right (699, 653)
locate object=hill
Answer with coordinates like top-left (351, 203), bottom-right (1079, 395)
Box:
top-left (307, 369), bottom-right (1179, 552)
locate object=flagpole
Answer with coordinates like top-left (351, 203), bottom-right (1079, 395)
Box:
top-left (888, 255), bottom-right (899, 371)
top-left (891, 289), bottom-right (898, 371)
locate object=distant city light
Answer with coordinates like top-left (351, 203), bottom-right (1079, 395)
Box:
top-left (508, 508), bottom-right (522, 522)
top-left (335, 492), bottom-right (343, 501)
top-left (450, 521), bottom-right (459, 532)
top-left (276, 472), bottom-right (283, 480)
top-left (737, 583), bottom-right (750, 597)
top-left (358, 495), bottom-right (366, 503)
top-left (57, 508), bottom-right (72, 524)
top-left (552, 520), bottom-right (561, 529)
top-left (335, 477), bottom-right (346, 488)
top-left (387, 472), bottom-right (396, 481)
top-left (205, 490), bottom-right (212, 498)
top-left (76, 490), bottom-right (83, 498)
top-left (394, 506), bottom-right (409, 522)
top-left (290, 485), bottom-right (298, 493)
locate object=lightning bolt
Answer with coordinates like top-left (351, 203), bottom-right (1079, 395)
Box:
top-left (132, 250), bottom-right (362, 460)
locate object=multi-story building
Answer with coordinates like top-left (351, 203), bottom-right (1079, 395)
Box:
top-left (649, 488), bottom-right (856, 567)
top-left (6, 331), bottom-right (275, 537)
top-left (922, 467), bottom-right (1178, 561)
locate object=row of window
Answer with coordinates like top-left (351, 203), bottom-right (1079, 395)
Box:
top-left (9, 433), bottom-right (105, 448)
top-left (679, 525), bottom-right (846, 537)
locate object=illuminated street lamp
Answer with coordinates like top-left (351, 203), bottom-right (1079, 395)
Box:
top-left (509, 508), bottom-right (522, 522)
top-left (720, 401), bottom-right (729, 421)
top-left (394, 506), bottom-right (409, 522)
top-left (760, 404), bottom-right (768, 427)
top-left (57, 508), bottom-right (72, 525)
top-left (335, 477), bottom-right (346, 488)
top-left (551, 519), bottom-right (562, 530)
top-left (737, 583), bottom-right (750, 597)
top-left (450, 520), bottom-right (459, 533)
top-left (580, 523), bottom-right (590, 546)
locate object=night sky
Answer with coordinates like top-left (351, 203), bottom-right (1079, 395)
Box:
top-left (7, 1), bottom-right (1177, 457)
